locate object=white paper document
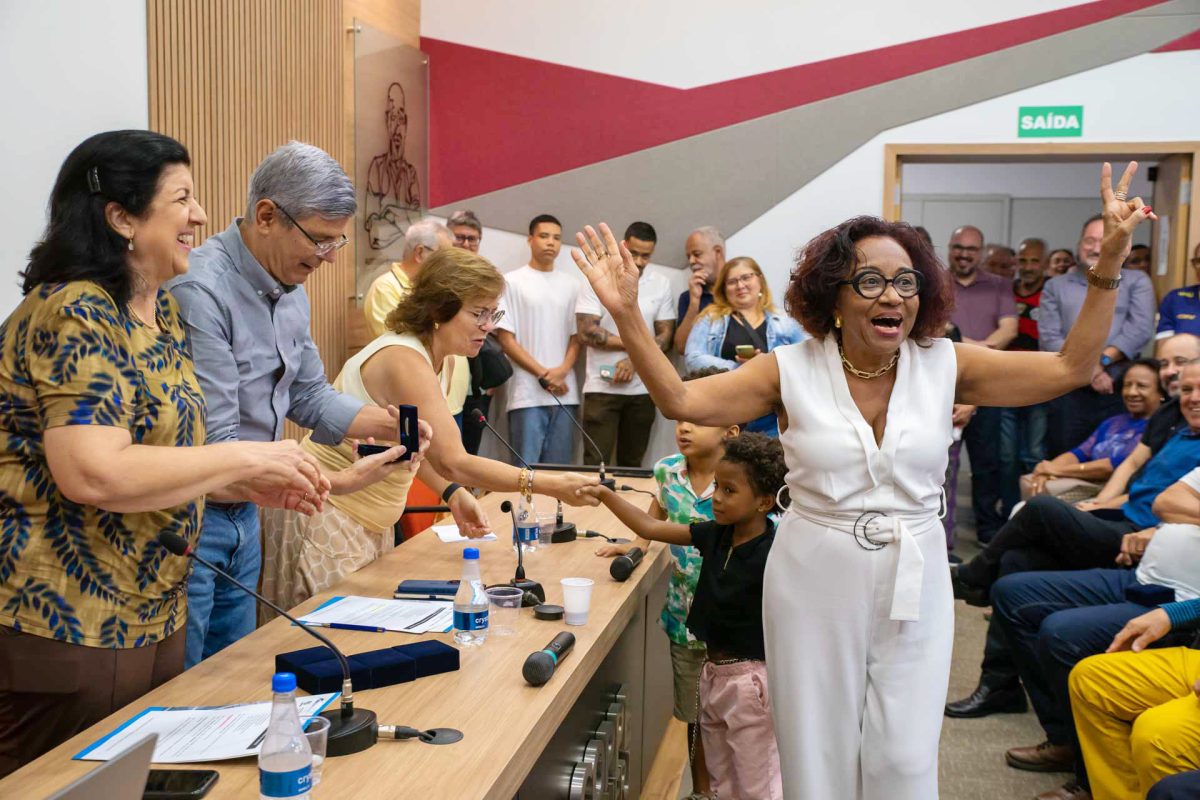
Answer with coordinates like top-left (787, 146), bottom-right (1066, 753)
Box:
top-left (433, 523), bottom-right (496, 543)
top-left (74, 693), bottom-right (338, 763)
top-left (296, 595), bottom-right (453, 634)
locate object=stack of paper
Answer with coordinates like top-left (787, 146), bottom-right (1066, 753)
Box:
top-left (433, 523), bottom-right (497, 543)
top-left (297, 595), bottom-right (453, 634)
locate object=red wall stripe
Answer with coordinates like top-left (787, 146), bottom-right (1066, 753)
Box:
top-left (425, 0), bottom-right (1163, 206)
top-left (1154, 28), bottom-right (1200, 51)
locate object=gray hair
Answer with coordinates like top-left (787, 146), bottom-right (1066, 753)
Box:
top-left (691, 225), bottom-right (724, 249)
top-left (246, 141), bottom-right (356, 221)
top-left (446, 209), bottom-right (482, 234)
top-left (402, 219), bottom-right (451, 259)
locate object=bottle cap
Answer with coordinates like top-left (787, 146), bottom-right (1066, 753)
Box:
top-left (463, 547), bottom-right (479, 560)
top-left (272, 672), bottom-right (297, 693)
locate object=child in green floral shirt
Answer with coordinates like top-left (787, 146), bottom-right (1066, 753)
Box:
top-left (597, 367), bottom-right (738, 798)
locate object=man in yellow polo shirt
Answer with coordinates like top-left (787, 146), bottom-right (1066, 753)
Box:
top-left (363, 219), bottom-right (470, 422)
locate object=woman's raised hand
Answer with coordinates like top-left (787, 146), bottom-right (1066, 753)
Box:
top-left (571, 223), bottom-right (641, 316)
top-left (1098, 162), bottom-right (1157, 265)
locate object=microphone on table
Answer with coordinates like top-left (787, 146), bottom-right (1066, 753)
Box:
top-left (609, 546), bottom-right (645, 582)
top-left (500, 499), bottom-right (545, 606)
top-left (473, 408), bottom-right (578, 542)
top-left (537, 379), bottom-right (617, 491)
top-left (522, 631), bottom-right (576, 686)
top-left (157, 531), bottom-right (377, 757)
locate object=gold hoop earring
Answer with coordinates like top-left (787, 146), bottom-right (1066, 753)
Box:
top-left (834, 313), bottom-right (842, 329)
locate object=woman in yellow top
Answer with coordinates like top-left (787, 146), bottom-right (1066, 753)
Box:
top-left (0, 130), bottom-right (327, 776)
top-left (260, 248), bottom-right (598, 614)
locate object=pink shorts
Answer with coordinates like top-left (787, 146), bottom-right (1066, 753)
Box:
top-left (699, 659), bottom-right (783, 800)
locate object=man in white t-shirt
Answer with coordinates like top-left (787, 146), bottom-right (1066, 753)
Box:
top-left (576, 221), bottom-right (675, 467)
top-left (494, 214), bottom-right (582, 465)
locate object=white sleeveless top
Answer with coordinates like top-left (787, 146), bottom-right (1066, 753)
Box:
top-left (776, 335), bottom-right (956, 518)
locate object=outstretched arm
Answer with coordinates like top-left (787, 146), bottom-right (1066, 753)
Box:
top-left (587, 485), bottom-right (693, 545)
top-left (955, 163), bottom-right (1155, 407)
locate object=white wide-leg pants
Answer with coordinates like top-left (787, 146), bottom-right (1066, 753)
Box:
top-left (763, 512), bottom-right (954, 800)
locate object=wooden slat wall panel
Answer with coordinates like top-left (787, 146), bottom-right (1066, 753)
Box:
top-left (149, 0), bottom-right (347, 440)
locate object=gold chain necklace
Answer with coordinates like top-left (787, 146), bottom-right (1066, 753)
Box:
top-left (838, 343), bottom-right (898, 380)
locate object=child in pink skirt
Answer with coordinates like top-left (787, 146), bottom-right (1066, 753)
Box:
top-left (590, 433), bottom-right (785, 799)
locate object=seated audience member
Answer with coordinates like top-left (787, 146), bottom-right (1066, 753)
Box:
top-left (494, 214), bottom-right (582, 466)
top-left (982, 243), bottom-right (1017, 280)
top-left (590, 433), bottom-right (788, 800)
top-left (1022, 358), bottom-right (1162, 502)
top-left (1047, 248), bottom-right (1077, 278)
top-left (1156, 243), bottom-right (1200, 341)
top-left (0, 131), bottom-right (327, 777)
top-left (685, 256), bottom-right (807, 436)
top-left (989, 464), bottom-right (1200, 796)
top-left (448, 210), bottom-right (512, 456)
top-left (593, 367), bottom-right (738, 799)
top-left (947, 339), bottom-right (1197, 720)
top-left (674, 226), bottom-right (724, 353)
top-left (1070, 598), bottom-right (1200, 800)
top-left (1123, 243), bottom-right (1152, 273)
top-left (260, 249), bottom-right (598, 615)
top-left (576, 221), bottom-right (675, 467)
top-left (362, 219), bottom-right (469, 427)
top-left (1040, 215), bottom-right (1156, 456)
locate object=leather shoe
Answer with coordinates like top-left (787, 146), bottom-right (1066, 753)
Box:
top-left (945, 682), bottom-right (1028, 718)
top-left (950, 563), bottom-right (990, 607)
top-left (1005, 740), bottom-right (1073, 773)
top-left (1035, 782), bottom-right (1092, 800)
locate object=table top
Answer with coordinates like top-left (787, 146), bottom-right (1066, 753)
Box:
top-left (0, 479), bottom-right (668, 799)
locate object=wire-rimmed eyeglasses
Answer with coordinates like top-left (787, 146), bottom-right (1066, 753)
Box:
top-left (273, 201), bottom-right (349, 258)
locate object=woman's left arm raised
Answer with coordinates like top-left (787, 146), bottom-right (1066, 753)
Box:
top-left (956, 162), bottom-right (1155, 407)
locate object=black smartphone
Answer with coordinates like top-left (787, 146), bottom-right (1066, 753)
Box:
top-left (356, 442), bottom-right (400, 460)
top-left (397, 404), bottom-right (418, 462)
top-left (143, 768), bottom-right (219, 799)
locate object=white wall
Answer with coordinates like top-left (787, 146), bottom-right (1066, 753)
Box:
top-left (729, 49), bottom-right (1200, 298)
top-left (0, 1), bottom-right (148, 317)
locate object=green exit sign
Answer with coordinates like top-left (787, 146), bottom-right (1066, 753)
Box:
top-left (1018, 105), bottom-right (1084, 138)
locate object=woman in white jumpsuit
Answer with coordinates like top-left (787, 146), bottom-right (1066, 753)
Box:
top-left (571, 162), bottom-right (1151, 799)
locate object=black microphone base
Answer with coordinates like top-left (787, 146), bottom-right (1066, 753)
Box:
top-left (551, 522), bottom-right (577, 543)
top-left (322, 706), bottom-right (378, 757)
top-left (511, 578), bottom-right (545, 607)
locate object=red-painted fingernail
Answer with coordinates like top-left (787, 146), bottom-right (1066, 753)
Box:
top-left (1143, 206), bottom-right (1152, 214)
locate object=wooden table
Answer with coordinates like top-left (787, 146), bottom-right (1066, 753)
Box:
top-left (0, 480), bottom-right (669, 799)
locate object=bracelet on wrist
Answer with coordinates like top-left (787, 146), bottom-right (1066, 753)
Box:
top-left (441, 483), bottom-right (464, 503)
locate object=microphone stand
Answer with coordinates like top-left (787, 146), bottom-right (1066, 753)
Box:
top-left (537, 378), bottom-right (616, 490)
top-left (499, 500), bottom-right (545, 606)
top-left (157, 532), bottom-right (376, 756)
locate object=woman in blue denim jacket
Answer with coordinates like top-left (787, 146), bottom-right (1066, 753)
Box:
top-left (685, 256), bottom-right (808, 435)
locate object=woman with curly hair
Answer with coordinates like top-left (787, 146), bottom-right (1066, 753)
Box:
top-left (570, 162), bottom-right (1153, 799)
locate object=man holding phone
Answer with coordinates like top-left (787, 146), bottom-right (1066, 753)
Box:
top-left (576, 222), bottom-right (676, 467)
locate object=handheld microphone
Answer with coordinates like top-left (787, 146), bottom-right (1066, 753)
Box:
top-left (499, 500), bottom-right (545, 606)
top-left (522, 631), bottom-right (576, 686)
top-left (536, 385), bottom-right (617, 490)
top-left (609, 546), bottom-right (645, 582)
top-left (157, 531), bottom-right (376, 757)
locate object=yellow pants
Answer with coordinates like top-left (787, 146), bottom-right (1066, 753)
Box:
top-left (1069, 648), bottom-right (1200, 800)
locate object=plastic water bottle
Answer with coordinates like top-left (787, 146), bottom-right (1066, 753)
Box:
top-left (513, 493), bottom-right (539, 554)
top-left (453, 547), bottom-right (489, 646)
top-left (258, 672), bottom-right (312, 800)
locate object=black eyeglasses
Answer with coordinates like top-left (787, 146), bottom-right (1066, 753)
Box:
top-left (839, 269), bottom-right (923, 299)
top-left (273, 202), bottom-right (349, 257)
top-left (454, 233), bottom-right (481, 246)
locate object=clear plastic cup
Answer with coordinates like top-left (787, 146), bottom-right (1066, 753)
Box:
top-left (560, 577), bottom-right (594, 626)
top-left (484, 586), bottom-right (524, 636)
top-left (299, 715), bottom-right (331, 786)
top-left (537, 510), bottom-right (557, 546)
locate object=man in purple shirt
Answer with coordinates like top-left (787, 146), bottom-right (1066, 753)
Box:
top-left (948, 225), bottom-right (1018, 542)
top-left (1039, 214), bottom-right (1155, 456)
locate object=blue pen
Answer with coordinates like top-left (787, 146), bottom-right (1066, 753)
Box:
top-left (325, 622), bottom-right (386, 633)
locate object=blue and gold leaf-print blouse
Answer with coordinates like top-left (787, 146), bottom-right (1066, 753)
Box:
top-left (0, 281), bottom-right (205, 647)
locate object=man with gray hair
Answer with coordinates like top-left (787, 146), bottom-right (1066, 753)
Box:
top-left (674, 225), bottom-right (725, 353)
top-left (363, 218), bottom-right (468, 421)
top-left (169, 141), bottom-right (419, 667)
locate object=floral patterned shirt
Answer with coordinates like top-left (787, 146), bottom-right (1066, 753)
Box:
top-left (0, 282), bottom-right (205, 647)
top-left (654, 453), bottom-right (714, 648)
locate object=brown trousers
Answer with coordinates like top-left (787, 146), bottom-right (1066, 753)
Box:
top-left (0, 625), bottom-right (185, 778)
top-left (582, 392), bottom-right (657, 468)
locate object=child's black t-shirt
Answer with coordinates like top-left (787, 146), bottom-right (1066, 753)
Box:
top-left (685, 518), bottom-right (775, 660)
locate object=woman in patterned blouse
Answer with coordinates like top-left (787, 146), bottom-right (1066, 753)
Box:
top-left (0, 130), bottom-right (329, 776)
